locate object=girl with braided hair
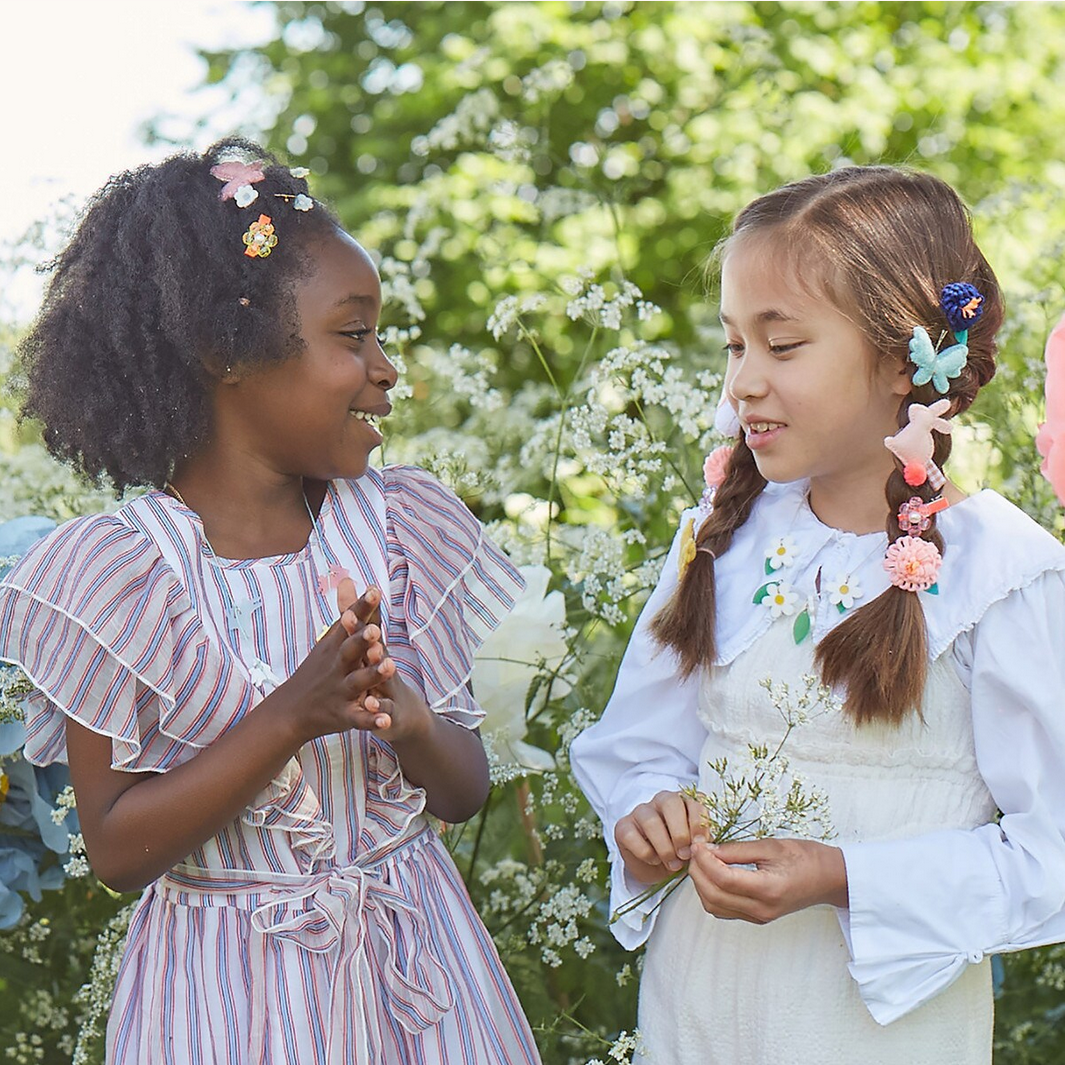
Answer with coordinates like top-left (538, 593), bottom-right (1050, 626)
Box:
top-left (571, 167), bottom-right (1065, 1063)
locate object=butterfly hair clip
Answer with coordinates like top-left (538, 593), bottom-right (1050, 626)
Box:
top-left (908, 326), bottom-right (968, 394)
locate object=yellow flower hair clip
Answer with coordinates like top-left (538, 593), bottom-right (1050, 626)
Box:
top-left (678, 517), bottom-right (697, 579)
top-left (243, 214), bottom-right (278, 259)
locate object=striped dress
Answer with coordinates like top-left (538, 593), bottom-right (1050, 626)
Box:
top-left (0, 465), bottom-right (542, 1065)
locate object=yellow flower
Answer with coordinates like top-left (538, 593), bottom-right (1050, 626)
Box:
top-left (678, 517), bottom-right (697, 579)
top-left (0, 770), bottom-right (8, 804)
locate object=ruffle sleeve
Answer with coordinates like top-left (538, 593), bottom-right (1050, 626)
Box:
top-left (0, 514), bottom-right (255, 772)
top-left (381, 465), bottom-right (525, 729)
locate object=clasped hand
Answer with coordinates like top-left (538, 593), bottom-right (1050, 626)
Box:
top-left (614, 790), bottom-right (848, 923)
top-left (280, 577), bottom-right (432, 745)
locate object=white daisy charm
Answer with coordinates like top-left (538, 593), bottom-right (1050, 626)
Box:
top-left (293, 193), bottom-right (314, 212)
top-left (289, 166), bottom-right (311, 179)
top-left (763, 581), bottom-right (799, 618)
top-left (248, 658), bottom-right (282, 689)
top-left (234, 184), bottom-right (259, 208)
top-left (765, 536), bottom-right (799, 573)
top-left (827, 573), bottom-right (863, 612)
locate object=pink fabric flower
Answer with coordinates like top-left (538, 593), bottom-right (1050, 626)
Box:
top-left (1036, 314), bottom-right (1065, 507)
top-left (210, 160), bottom-right (267, 202)
top-left (703, 445), bottom-right (734, 490)
top-left (883, 535), bottom-right (942, 592)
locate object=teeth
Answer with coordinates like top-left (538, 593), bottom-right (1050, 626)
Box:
top-left (750, 422), bottom-right (781, 433)
top-left (350, 410), bottom-right (379, 426)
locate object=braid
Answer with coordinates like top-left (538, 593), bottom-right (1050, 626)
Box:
top-left (650, 436), bottom-right (767, 677)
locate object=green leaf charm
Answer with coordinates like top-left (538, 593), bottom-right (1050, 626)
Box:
top-left (753, 583), bottom-right (772, 605)
top-left (792, 608), bottom-right (811, 644)
top-left (926, 582), bottom-right (939, 595)
top-left (765, 557), bottom-right (775, 576)
top-left (837, 601), bottom-right (847, 615)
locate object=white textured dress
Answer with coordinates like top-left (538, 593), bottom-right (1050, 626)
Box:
top-left (0, 466), bottom-right (542, 1065)
top-left (570, 480), bottom-right (1065, 1065)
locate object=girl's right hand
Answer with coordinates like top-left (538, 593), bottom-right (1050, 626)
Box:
top-left (272, 585), bottom-right (395, 744)
top-left (615, 790), bottom-right (709, 886)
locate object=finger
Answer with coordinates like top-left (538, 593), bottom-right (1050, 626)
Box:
top-left (711, 840), bottom-right (775, 866)
top-left (691, 844), bottom-right (772, 901)
top-left (336, 576), bottom-right (358, 615)
top-left (339, 625), bottom-right (382, 669)
top-left (688, 845), bottom-right (771, 922)
top-left (614, 817), bottom-right (663, 868)
top-left (684, 796), bottom-right (710, 845)
top-left (633, 806), bottom-right (686, 871)
top-left (656, 794), bottom-right (696, 861)
top-left (364, 694), bottom-right (393, 731)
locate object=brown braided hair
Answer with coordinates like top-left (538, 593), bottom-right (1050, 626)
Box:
top-left (651, 167), bottom-right (1002, 724)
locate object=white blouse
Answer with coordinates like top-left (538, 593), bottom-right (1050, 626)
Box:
top-left (570, 479), bottom-right (1065, 1025)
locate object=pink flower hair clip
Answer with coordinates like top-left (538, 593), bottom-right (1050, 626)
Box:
top-left (884, 535), bottom-right (942, 593)
top-left (1036, 313), bottom-right (1065, 507)
top-left (896, 495), bottom-right (949, 535)
top-left (703, 445), bottom-right (734, 491)
top-left (884, 399), bottom-right (952, 488)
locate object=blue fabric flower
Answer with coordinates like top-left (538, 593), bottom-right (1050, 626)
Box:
top-left (939, 282), bottom-right (985, 336)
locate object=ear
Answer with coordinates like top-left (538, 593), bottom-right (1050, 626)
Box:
top-left (886, 357), bottom-right (914, 397)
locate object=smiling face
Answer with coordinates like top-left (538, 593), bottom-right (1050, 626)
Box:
top-left (720, 234), bottom-right (911, 503)
top-left (217, 228), bottom-right (397, 482)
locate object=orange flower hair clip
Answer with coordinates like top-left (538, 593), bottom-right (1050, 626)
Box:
top-left (243, 214), bottom-right (278, 259)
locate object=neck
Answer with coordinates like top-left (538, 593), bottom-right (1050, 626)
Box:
top-left (169, 452), bottom-right (327, 560)
top-left (806, 462), bottom-right (894, 536)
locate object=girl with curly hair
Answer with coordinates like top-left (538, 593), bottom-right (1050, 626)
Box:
top-left (0, 140), bottom-right (541, 1065)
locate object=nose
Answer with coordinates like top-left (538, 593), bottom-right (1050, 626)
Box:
top-left (726, 352), bottom-right (769, 404)
top-left (372, 335), bottom-right (399, 392)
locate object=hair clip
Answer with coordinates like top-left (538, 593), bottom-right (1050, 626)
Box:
top-left (884, 399), bottom-right (952, 486)
top-left (274, 193), bottom-right (314, 212)
top-left (884, 535), bottom-right (942, 593)
top-left (243, 214), bottom-right (278, 259)
top-left (908, 326), bottom-right (967, 393)
top-left (940, 282), bottom-right (984, 344)
top-left (210, 160), bottom-right (266, 206)
top-left (678, 517), bottom-right (697, 579)
top-left (897, 495), bottom-right (949, 535)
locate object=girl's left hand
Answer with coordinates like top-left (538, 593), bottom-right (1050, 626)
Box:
top-left (687, 838), bottom-right (849, 923)
top-left (335, 578), bottom-right (434, 742)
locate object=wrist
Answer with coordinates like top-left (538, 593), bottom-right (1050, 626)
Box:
top-left (819, 843), bottom-right (849, 909)
top-left (255, 685), bottom-right (307, 751)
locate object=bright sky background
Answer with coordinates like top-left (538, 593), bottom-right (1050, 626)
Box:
top-left (0, 0), bottom-right (278, 322)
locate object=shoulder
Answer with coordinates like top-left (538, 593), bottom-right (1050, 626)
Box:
top-left (928, 490), bottom-right (1065, 658)
top-left (2, 509), bottom-right (163, 598)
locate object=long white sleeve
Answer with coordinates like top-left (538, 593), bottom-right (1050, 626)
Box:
top-left (838, 570), bottom-right (1065, 1024)
top-left (569, 514), bottom-right (708, 948)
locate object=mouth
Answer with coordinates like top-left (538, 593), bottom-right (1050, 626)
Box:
top-left (348, 402), bottom-right (392, 432)
top-left (743, 418), bottom-right (786, 449)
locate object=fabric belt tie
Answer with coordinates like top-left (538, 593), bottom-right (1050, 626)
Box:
top-left (164, 829), bottom-right (454, 1064)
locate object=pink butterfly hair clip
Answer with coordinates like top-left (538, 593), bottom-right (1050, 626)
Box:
top-left (1036, 313), bottom-right (1065, 507)
top-left (210, 160), bottom-right (267, 204)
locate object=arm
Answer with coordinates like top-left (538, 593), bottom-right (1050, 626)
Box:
top-left (569, 511), bottom-right (709, 947)
top-left (833, 571), bottom-right (1065, 1023)
top-left (68, 590), bottom-right (396, 892)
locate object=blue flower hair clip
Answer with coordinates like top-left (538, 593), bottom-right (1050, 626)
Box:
top-left (939, 282), bottom-right (984, 345)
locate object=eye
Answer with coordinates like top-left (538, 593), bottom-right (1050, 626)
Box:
top-left (341, 328), bottom-right (376, 344)
top-left (724, 341), bottom-right (745, 356)
top-left (768, 342), bottom-right (803, 356)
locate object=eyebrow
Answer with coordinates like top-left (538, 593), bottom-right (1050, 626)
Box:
top-left (332, 294), bottom-right (377, 310)
top-left (719, 310), bottom-right (799, 325)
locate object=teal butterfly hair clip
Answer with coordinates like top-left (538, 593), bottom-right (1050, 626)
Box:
top-left (908, 326), bottom-right (968, 394)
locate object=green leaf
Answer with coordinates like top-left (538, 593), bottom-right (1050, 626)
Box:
top-left (926, 582), bottom-right (939, 595)
top-left (765, 557), bottom-right (775, 575)
top-left (792, 608), bottom-right (811, 644)
top-left (837, 601), bottom-right (847, 614)
top-left (752, 583), bottom-right (772, 604)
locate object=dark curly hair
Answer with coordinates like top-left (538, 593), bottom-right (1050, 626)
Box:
top-left (18, 138), bottom-right (341, 492)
